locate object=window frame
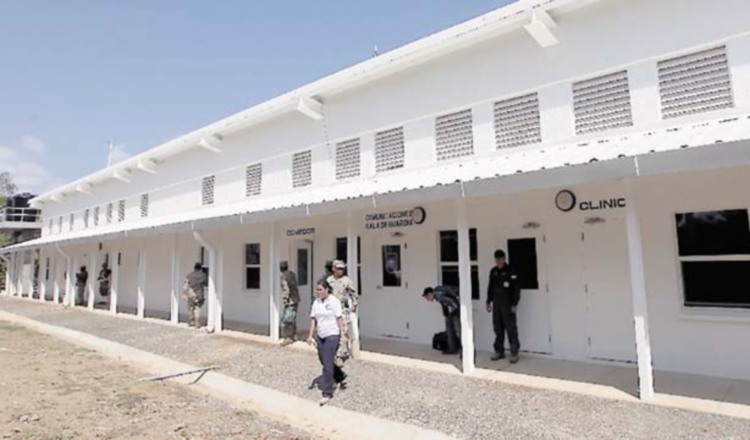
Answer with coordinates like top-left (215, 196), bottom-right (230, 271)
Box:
top-left (438, 229), bottom-right (480, 300)
top-left (244, 243), bottom-right (261, 291)
top-left (673, 207), bottom-right (750, 312)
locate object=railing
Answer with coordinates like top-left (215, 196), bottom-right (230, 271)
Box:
top-left (0, 207), bottom-right (42, 224)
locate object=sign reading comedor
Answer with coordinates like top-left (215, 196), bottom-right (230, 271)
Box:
top-left (365, 207), bottom-right (426, 230)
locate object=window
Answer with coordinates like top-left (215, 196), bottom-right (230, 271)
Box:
top-left (94, 206), bottom-right (100, 227)
top-left (245, 163), bottom-right (262, 197)
top-left (676, 209), bottom-right (750, 308)
top-left (140, 194), bottom-right (149, 218)
top-left (435, 109), bottom-right (474, 161)
top-left (375, 127), bottom-right (405, 172)
top-left (45, 257), bottom-right (50, 281)
top-left (335, 138), bottom-right (361, 180)
top-left (297, 248), bottom-right (309, 287)
top-left (573, 70), bottom-right (633, 135)
top-left (245, 243), bottom-right (261, 290)
top-left (439, 229), bottom-right (479, 299)
top-left (84, 209), bottom-right (90, 228)
top-left (106, 203), bottom-right (113, 224)
top-left (118, 200), bottom-right (126, 222)
top-left (336, 236), bottom-right (362, 295)
top-left (381, 245), bottom-right (402, 287)
top-left (658, 46), bottom-right (733, 119)
top-left (202, 175), bottom-right (215, 205)
top-left (292, 151), bottom-right (312, 188)
top-left (508, 238), bottom-right (539, 290)
top-left (495, 93), bottom-right (542, 149)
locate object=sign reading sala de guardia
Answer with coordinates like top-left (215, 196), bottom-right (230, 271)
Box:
top-left (365, 207), bottom-right (426, 230)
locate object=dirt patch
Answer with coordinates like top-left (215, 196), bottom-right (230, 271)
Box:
top-left (0, 322), bottom-right (315, 440)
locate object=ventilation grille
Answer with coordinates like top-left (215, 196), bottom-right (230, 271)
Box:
top-left (245, 163), bottom-right (262, 197)
top-left (658, 46), bottom-right (734, 119)
top-left (375, 127), bottom-right (405, 172)
top-left (84, 209), bottom-right (90, 228)
top-left (140, 194), bottom-right (149, 218)
top-left (118, 200), bottom-right (126, 222)
top-left (106, 203), bottom-right (113, 224)
top-left (94, 206), bottom-right (100, 227)
top-left (573, 71), bottom-right (633, 134)
top-left (335, 138), bottom-right (361, 180)
top-left (292, 151), bottom-right (312, 188)
top-left (202, 175), bottom-right (215, 206)
top-left (494, 93), bottom-right (542, 149)
top-left (435, 109), bottom-right (473, 161)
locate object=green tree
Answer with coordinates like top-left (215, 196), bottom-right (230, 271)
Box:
top-left (0, 171), bottom-right (16, 289)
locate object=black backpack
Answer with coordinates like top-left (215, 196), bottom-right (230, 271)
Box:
top-left (432, 331), bottom-right (448, 351)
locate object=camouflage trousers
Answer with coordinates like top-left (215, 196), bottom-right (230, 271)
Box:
top-left (334, 310), bottom-right (352, 367)
top-left (186, 291), bottom-right (204, 328)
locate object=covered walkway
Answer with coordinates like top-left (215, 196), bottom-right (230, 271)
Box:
top-left (2, 295), bottom-right (749, 440)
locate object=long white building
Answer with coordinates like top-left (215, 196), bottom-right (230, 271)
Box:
top-left (4, 0), bottom-right (750, 400)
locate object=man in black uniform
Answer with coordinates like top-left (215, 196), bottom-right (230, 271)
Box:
top-left (486, 249), bottom-right (521, 363)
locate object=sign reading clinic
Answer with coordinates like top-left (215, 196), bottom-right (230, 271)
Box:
top-left (365, 207), bottom-right (427, 230)
top-left (555, 190), bottom-right (626, 212)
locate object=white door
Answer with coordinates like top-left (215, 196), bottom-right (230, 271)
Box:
top-left (507, 234), bottom-right (552, 355)
top-left (583, 215), bottom-right (636, 363)
top-left (363, 235), bottom-right (410, 340)
top-left (291, 240), bottom-right (314, 333)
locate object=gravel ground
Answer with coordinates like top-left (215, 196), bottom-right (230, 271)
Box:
top-left (3, 297), bottom-right (750, 440)
top-left (0, 319), bottom-right (314, 440)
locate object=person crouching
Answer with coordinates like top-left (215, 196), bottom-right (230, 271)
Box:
top-left (422, 286), bottom-right (461, 355)
top-left (307, 279), bottom-right (346, 406)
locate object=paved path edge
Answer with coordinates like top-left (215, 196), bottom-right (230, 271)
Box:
top-left (0, 309), bottom-right (456, 440)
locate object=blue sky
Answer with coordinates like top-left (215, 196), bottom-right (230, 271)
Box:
top-left (0, 0), bottom-right (512, 194)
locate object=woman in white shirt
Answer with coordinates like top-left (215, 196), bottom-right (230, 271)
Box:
top-left (307, 279), bottom-right (345, 406)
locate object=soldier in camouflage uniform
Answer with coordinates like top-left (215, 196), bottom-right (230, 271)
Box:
top-left (182, 263), bottom-right (208, 328)
top-left (326, 260), bottom-right (358, 369)
top-left (279, 261), bottom-right (300, 346)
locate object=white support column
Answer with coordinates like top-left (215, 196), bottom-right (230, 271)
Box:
top-left (110, 250), bottom-right (119, 314)
top-left (137, 248), bottom-right (146, 319)
top-left (269, 222), bottom-right (280, 342)
top-left (8, 252), bottom-right (16, 296)
top-left (65, 255), bottom-right (75, 307)
top-left (87, 251), bottom-right (97, 310)
top-left (38, 250), bottom-right (48, 302)
top-left (456, 199), bottom-right (476, 374)
top-left (3, 254), bottom-right (11, 295)
top-left (52, 257), bottom-right (61, 304)
top-left (625, 182), bottom-right (655, 400)
top-left (214, 242), bottom-right (224, 333)
top-left (16, 250), bottom-right (25, 297)
top-left (346, 211), bottom-right (361, 357)
top-left (170, 235), bottom-right (180, 325)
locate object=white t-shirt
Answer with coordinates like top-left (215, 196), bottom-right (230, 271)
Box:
top-left (310, 295), bottom-right (343, 339)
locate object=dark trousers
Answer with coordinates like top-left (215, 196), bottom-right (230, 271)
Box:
top-left (445, 315), bottom-right (462, 353)
top-left (316, 334), bottom-right (341, 398)
top-left (493, 305), bottom-right (520, 355)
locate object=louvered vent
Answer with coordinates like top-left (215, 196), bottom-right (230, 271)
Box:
top-left (202, 175), bottom-right (215, 205)
top-left (140, 194), bottom-right (149, 218)
top-left (375, 127), bottom-right (405, 172)
top-left (335, 138), bottom-right (361, 180)
top-left (94, 206), bottom-right (100, 227)
top-left (435, 109), bottom-right (474, 161)
top-left (68, 214), bottom-right (73, 231)
top-left (118, 200), bottom-right (126, 222)
top-left (245, 163), bottom-right (262, 197)
top-left (658, 46), bottom-right (734, 119)
top-left (292, 151), bottom-right (312, 188)
top-left (494, 93), bottom-right (542, 149)
top-left (573, 71), bottom-right (633, 134)
top-left (106, 203), bottom-right (113, 224)
top-left (84, 209), bottom-right (90, 228)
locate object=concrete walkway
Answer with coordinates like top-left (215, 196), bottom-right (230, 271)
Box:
top-left (2, 296), bottom-right (750, 440)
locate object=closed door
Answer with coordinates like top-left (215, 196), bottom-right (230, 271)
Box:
top-left (363, 236), bottom-right (410, 340)
top-left (291, 240), bottom-right (313, 333)
top-left (507, 234), bottom-right (552, 355)
top-left (583, 216), bottom-right (636, 363)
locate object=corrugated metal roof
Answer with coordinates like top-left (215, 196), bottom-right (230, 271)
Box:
top-left (6, 113), bottom-right (750, 252)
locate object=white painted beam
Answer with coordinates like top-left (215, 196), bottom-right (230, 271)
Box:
top-left (625, 179), bottom-right (655, 400)
top-left (137, 159), bottom-right (158, 174)
top-left (198, 135), bottom-right (223, 154)
top-left (295, 96), bottom-right (324, 121)
top-left (112, 170), bottom-right (131, 183)
top-left (456, 199), bottom-right (476, 374)
top-left (524, 9), bottom-right (559, 48)
top-left (76, 183), bottom-right (94, 196)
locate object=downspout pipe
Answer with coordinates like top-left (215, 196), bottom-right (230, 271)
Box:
top-left (55, 243), bottom-right (73, 307)
top-left (192, 229), bottom-right (219, 332)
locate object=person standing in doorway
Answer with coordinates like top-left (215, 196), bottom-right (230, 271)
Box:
top-left (97, 262), bottom-right (111, 305)
top-left (422, 286), bottom-right (461, 355)
top-left (307, 279), bottom-right (345, 406)
top-left (182, 263), bottom-right (208, 328)
top-left (75, 266), bottom-right (88, 306)
top-left (327, 260), bottom-right (358, 370)
top-left (486, 249), bottom-right (521, 363)
top-left (279, 261), bottom-right (300, 346)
